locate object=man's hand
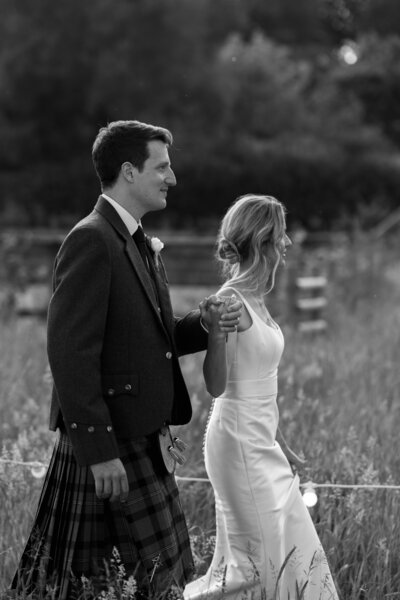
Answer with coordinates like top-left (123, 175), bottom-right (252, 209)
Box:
top-left (90, 458), bottom-right (129, 503)
top-left (200, 294), bottom-right (242, 334)
top-left (205, 303), bottom-right (227, 336)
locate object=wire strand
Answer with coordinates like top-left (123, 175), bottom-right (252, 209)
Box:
top-left (2, 459), bottom-right (400, 491)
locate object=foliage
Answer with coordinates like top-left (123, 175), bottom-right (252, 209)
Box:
top-left (334, 33), bottom-right (400, 147)
top-left (176, 236), bottom-right (400, 599)
top-left (1, 239), bottom-right (400, 598)
top-left (0, 1), bottom-right (400, 229)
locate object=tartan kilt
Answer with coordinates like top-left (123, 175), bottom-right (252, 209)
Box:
top-left (11, 431), bottom-right (194, 598)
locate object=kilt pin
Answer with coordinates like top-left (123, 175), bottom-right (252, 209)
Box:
top-left (11, 196), bottom-right (208, 598)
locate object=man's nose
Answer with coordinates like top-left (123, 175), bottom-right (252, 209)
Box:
top-left (285, 234), bottom-right (292, 247)
top-left (166, 168), bottom-right (177, 187)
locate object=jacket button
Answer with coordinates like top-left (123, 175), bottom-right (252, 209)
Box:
top-left (124, 384), bottom-right (132, 391)
top-left (88, 426), bottom-right (95, 433)
top-left (106, 425), bottom-right (112, 432)
top-left (107, 388), bottom-right (115, 396)
top-left (166, 352), bottom-right (172, 359)
top-left (70, 422), bottom-right (78, 430)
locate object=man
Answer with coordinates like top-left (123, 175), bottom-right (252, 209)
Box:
top-left (11, 120), bottom-right (241, 598)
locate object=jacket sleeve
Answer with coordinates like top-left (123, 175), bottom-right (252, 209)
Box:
top-left (173, 310), bottom-right (208, 356)
top-left (47, 226), bottom-right (120, 466)
top-left (156, 253), bottom-right (208, 356)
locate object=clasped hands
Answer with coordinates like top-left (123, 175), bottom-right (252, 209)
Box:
top-left (199, 293), bottom-right (242, 336)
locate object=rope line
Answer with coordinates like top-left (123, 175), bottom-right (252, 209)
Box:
top-left (175, 476), bottom-right (400, 490)
top-left (2, 459), bottom-right (400, 491)
top-left (0, 458), bottom-right (47, 468)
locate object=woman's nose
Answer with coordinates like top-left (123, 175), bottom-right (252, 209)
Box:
top-left (284, 234), bottom-right (292, 247)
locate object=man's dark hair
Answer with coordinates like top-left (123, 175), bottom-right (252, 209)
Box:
top-left (92, 120), bottom-right (173, 189)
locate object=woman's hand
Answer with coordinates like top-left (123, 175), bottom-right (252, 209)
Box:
top-left (282, 445), bottom-right (307, 474)
top-left (200, 294), bottom-right (242, 334)
top-left (277, 426), bottom-right (307, 475)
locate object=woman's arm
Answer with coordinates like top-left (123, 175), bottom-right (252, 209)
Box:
top-left (200, 290), bottom-right (242, 397)
top-left (276, 427), bottom-right (307, 472)
top-left (202, 299), bottom-right (228, 397)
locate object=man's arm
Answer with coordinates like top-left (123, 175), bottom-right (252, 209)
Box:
top-left (48, 227), bottom-right (129, 502)
top-left (173, 296), bottom-right (242, 356)
top-left (48, 227), bottom-right (119, 465)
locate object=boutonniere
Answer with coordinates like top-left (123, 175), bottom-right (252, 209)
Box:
top-left (150, 236), bottom-right (164, 268)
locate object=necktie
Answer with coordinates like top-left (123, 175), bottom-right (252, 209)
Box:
top-left (132, 226), bottom-right (149, 269)
top-left (132, 227), bottom-right (161, 307)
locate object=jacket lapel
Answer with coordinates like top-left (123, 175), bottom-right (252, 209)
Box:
top-left (147, 251), bottom-right (175, 340)
top-left (94, 197), bottom-right (165, 328)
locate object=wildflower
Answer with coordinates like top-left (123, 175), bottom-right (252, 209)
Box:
top-left (122, 575), bottom-right (137, 598)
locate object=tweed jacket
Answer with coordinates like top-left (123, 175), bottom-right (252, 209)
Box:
top-left (47, 196), bottom-right (208, 466)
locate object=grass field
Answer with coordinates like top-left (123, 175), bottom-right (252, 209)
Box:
top-left (1, 235), bottom-right (400, 598)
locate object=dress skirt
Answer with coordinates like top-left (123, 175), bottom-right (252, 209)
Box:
top-left (185, 396), bottom-right (338, 600)
top-left (11, 431), bottom-right (194, 598)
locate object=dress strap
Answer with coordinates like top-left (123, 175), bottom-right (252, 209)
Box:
top-left (220, 286), bottom-right (280, 331)
top-left (220, 287), bottom-right (258, 319)
top-left (219, 286), bottom-right (250, 310)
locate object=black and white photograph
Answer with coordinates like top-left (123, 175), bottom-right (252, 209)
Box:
top-left (1, 1), bottom-right (400, 598)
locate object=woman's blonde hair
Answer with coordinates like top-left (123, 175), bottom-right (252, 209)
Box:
top-left (216, 194), bottom-right (287, 294)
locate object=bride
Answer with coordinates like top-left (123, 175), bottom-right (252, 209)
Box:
top-left (186, 195), bottom-right (339, 600)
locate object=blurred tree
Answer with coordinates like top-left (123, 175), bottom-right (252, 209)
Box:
top-left (245, 0), bottom-right (327, 45)
top-left (0, 0), bottom-right (95, 221)
top-left (361, 0), bottom-right (400, 36)
top-left (85, 0), bottom-right (246, 127)
top-left (169, 32), bottom-right (396, 228)
top-left (214, 33), bottom-right (309, 138)
top-left (0, 0), bottom-right (398, 229)
top-left (318, 0), bottom-right (370, 43)
top-left (334, 34), bottom-right (400, 146)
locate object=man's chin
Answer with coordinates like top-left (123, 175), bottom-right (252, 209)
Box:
top-left (149, 199), bottom-right (167, 212)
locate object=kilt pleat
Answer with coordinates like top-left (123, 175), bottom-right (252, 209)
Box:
top-left (11, 431), bottom-right (194, 598)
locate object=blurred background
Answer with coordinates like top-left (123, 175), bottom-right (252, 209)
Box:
top-left (0, 0), bottom-right (400, 231)
top-left (1, 2), bottom-right (400, 596)
top-left (1, 0), bottom-right (400, 310)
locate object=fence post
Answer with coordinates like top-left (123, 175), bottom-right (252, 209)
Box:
top-left (295, 276), bottom-right (327, 333)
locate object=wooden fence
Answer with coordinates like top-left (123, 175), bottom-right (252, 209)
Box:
top-left (295, 276), bottom-right (327, 333)
top-left (0, 229), bottom-right (328, 330)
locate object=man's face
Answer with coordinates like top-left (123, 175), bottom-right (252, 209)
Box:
top-left (130, 140), bottom-right (176, 216)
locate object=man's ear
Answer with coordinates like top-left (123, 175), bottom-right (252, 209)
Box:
top-left (121, 162), bottom-right (136, 182)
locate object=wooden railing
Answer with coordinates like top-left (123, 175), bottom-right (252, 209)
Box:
top-left (0, 229), bottom-right (329, 330)
top-left (295, 276), bottom-right (327, 333)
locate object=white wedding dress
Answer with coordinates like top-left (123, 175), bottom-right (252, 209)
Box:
top-left (185, 290), bottom-right (338, 600)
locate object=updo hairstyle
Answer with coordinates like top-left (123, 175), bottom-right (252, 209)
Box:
top-left (216, 194), bottom-right (287, 294)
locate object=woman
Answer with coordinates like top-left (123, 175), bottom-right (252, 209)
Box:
top-left (185, 195), bottom-right (339, 600)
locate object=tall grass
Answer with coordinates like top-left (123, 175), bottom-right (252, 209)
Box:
top-left (176, 236), bottom-right (400, 599)
top-left (0, 318), bottom-right (55, 587)
top-left (1, 235), bottom-right (400, 598)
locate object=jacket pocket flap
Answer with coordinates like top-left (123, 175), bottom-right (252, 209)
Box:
top-left (103, 373), bottom-right (139, 398)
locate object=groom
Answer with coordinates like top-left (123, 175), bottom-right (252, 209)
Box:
top-left (12, 120), bottom-right (241, 597)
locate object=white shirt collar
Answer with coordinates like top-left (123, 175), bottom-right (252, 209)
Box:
top-left (101, 193), bottom-right (139, 236)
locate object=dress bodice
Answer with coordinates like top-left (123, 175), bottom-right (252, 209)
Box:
top-left (219, 288), bottom-right (284, 401)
